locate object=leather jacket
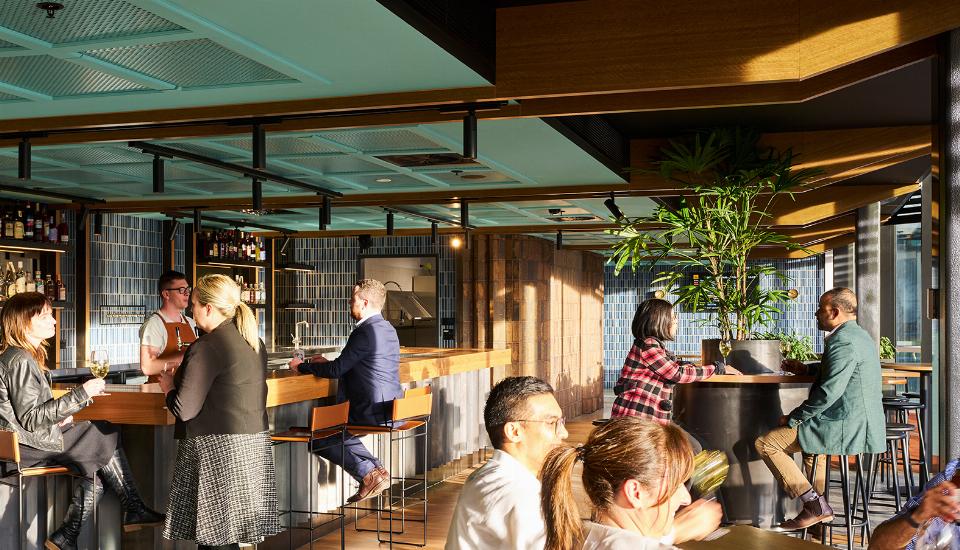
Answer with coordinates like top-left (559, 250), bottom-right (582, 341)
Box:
top-left (0, 347), bottom-right (90, 453)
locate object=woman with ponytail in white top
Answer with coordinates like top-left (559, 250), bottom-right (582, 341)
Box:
top-left (159, 274), bottom-right (280, 550)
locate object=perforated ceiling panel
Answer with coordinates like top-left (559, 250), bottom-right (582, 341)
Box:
top-left (218, 136), bottom-right (342, 156)
top-left (35, 146), bottom-right (148, 166)
top-left (32, 169), bottom-right (131, 185)
top-left (0, 38), bottom-right (22, 50)
top-left (288, 155), bottom-right (385, 174)
top-left (0, 92), bottom-right (23, 101)
top-left (320, 129), bottom-right (442, 152)
top-left (86, 39), bottom-right (292, 88)
top-left (0, 0), bottom-right (183, 44)
top-left (0, 56), bottom-right (146, 96)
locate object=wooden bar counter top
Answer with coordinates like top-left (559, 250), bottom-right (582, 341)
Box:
top-left (53, 347), bottom-right (510, 426)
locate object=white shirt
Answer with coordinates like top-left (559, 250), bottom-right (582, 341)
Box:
top-left (824, 319), bottom-right (851, 340)
top-left (355, 310), bottom-right (379, 328)
top-left (445, 449), bottom-right (545, 550)
top-left (581, 522), bottom-right (679, 550)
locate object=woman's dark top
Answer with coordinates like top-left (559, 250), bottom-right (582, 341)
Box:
top-left (0, 347), bottom-right (90, 452)
top-left (166, 319), bottom-right (269, 439)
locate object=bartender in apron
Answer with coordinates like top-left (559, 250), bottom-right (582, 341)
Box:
top-left (139, 270), bottom-right (197, 381)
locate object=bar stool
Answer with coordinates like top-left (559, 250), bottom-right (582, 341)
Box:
top-left (0, 429), bottom-right (97, 550)
top-left (345, 391), bottom-right (433, 547)
top-left (869, 423), bottom-right (915, 511)
top-left (885, 398), bottom-right (929, 486)
top-left (799, 453), bottom-right (872, 550)
top-left (271, 401), bottom-right (349, 550)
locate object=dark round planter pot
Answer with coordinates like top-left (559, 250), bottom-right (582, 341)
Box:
top-left (701, 338), bottom-right (782, 374)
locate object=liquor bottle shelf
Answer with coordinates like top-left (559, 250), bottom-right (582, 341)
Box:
top-left (196, 259), bottom-right (268, 269)
top-left (0, 238), bottom-right (70, 253)
top-left (0, 299), bottom-right (68, 309)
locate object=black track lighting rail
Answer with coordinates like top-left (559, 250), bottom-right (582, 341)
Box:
top-left (382, 206), bottom-right (473, 230)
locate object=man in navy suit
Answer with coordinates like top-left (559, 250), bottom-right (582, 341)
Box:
top-left (289, 278), bottom-right (402, 502)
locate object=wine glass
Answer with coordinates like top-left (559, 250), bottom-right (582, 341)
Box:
top-left (89, 349), bottom-right (110, 379)
top-left (690, 449), bottom-right (730, 496)
top-left (718, 340), bottom-right (732, 359)
top-left (915, 519), bottom-right (960, 549)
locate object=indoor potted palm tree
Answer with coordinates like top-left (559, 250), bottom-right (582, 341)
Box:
top-left (611, 127), bottom-right (818, 373)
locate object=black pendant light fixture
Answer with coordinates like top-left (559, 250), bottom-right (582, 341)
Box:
top-left (18, 138), bottom-right (30, 180)
top-left (152, 154), bottom-right (164, 193)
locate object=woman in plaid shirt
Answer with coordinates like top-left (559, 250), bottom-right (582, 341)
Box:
top-left (612, 299), bottom-right (738, 424)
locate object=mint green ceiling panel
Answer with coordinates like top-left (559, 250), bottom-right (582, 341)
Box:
top-left (154, 142), bottom-right (236, 161)
top-left (179, 180), bottom-right (255, 194)
top-left (0, 39), bottom-right (22, 50)
top-left (430, 170), bottom-right (515, 185)
top-left (35, 146), bottom-right (147, 166)
top-left (31, 168), bottom-right (131, 185)
top-left (287, 156), bottom-right (384, 174)
top-left (320, 129), bottom-right (443, 153)
top-left (0, 92), bottom-right (23, 101)
top-left (217, 136), bottom-right (342, 156)
top-left (0, 0), bottom-right (183, 45)
top-left (0, 56), bottom-right (147, 96)
top-left (86, 39), bottom-right (292, 88)
top-left (95, 162), bottom-right (224, 183)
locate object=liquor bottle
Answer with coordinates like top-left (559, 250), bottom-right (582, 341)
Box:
top-left (57, 217), bottom-right (68, 244)
top-left (25, 268), bottom-right (34, 293)
top-left (47, 213), bottom-right (57, 243)
top-left (6, 262), bottom-right (18, 298)
top-left (2, 209), bottom-right (11, 239)
top-left (34, 203), bottom-right (43, 242)
top-left (44, 274), bottom-right (55, 301)
top-left (24, 202), bottom-right (34, 240)
top-left (56, 277), bottom-right (66, 301)
top-left (14, 206), bottom-right (24, 240)
top-left (35, 270), bottom-right (44, 295)
top-left (15, 261), bottom-right (26, 294)
top-left (39, 205), bottom-right (49, 242)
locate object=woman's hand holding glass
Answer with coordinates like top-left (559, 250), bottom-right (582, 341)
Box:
top-left (81, 377), bottom-right (107, 398)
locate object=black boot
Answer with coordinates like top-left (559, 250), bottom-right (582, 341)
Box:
top-left (97, 448), bottom-right (165, 532)
top-left (45, 477), bottom-right (102, 550)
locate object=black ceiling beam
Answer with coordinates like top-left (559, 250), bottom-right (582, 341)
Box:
top-left (383, 206), bottom-right (474, 230)
top-left (129, 141), bottom-right (342, 198)
top-left (166, 210), bottom-right (294, 234)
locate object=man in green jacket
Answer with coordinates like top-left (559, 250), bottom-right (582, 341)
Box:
top-left (755, 287), bottom-right (886, 530)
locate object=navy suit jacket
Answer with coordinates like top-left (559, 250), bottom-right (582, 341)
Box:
top-left (300, 314), bottom-right (402, 425)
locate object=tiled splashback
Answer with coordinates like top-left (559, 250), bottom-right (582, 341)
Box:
top-left (274, 235), bottom-right (456, 351)
top-left (603, 256), bottom-right (825, 388)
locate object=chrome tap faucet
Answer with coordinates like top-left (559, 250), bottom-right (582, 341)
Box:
top-left (292, 321), bottom-right (310, 350)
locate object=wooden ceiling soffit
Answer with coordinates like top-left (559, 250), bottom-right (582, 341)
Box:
top-left (629, 125), bottom-right (931, 192)
top-left (515, 39), bottom-right (935, 116)
top-left (753, 233), bottom-right (858, 259)
top-left (259, 222), bottom-right (632, 239)
top-left (779, 214), bottom-right (856, 244)
top-left (767, 183), bottom-right (919, 226)
top-left (496, 0), bottom-right (959, 98)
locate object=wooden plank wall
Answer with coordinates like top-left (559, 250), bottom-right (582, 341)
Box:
top-left (458, 235), bottom-right (604, 418)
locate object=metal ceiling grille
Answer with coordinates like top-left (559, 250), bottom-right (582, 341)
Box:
top-left (320, 129), bottom-right (442, 152)
top-left (218, 137), bottom-right (342, 156)
top-left (0, 38), bottom-right (22, 50)
top-left (0, 0), bottom-right (183, 45)
top-left (33, 168), bottom-right (130, 185)
top-left (86, 39), bottom-right (293, 88)
top-left (289, 155), bottom-right (384, 174)
top-left (0, 91), bottom-right (23, 101)
top-left (0, 55), bottom-right (147, 96)
top-left (35, 146), bottom-right (149, 166)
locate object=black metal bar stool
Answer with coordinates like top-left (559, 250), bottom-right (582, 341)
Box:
top-left (799, 454), bottom-right (872, 550)
top-left (0, 429), bottom-right (98, 550)
top-left (345, 390), bottom-right (433, 548)
top-left (870, 423), bottom-right (915, 511)
top-left (888, 395), bottom-right (929, 486)
top-left (271, 401), bottom-right (349, 550)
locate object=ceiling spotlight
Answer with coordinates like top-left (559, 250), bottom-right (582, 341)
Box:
top-left (251, 178), bottom-right (263, 211)
top-left (152, 154), bottom-right (164, 193)
top-left (386, 211), bottom-right (395, 235)
top-left (450, 236), bottom-right (463, 249)
top-left (94, 212), bottom-right (103, 238)
top-left (18, 138), bottom-right (30, 180)
top-left (431, 221), bottom-right (438, 244)
top-left (463, 109), bottom-right (477, 160)
top-left (193, 209), bottom-right (202, 232)
top-left (375, 177), bottom-right (392, 183)
top-left (604, 192), bottom-right (624, 220)
top-left (556, 230), bottom-right (563, 250)
top-left (36, 2), bottom-right (63, 18)
top-left (460, 201), bottom-right (469, 227)
top-left (548, 208), bottom-right (564, 216)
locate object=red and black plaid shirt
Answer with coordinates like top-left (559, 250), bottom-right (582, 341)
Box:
top-left (611, 337), bottom-right (720, 423)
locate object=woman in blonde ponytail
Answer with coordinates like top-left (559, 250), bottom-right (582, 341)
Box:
top-left (541, 417), bottom-right (716, 550)
top-left (159, 274), bottom-right (279, 549)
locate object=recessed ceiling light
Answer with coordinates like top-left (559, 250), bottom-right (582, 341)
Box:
top-left (375, 177), bottom-right (392, 183)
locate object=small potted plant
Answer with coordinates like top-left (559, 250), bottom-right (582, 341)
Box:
top-left (880, 336), bottom-right (897, 363)
top-left (611, 127), bottom-right (818, 373)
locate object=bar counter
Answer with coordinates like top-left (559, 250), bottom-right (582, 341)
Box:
top-left (8, 347), bottom-right (508, 549)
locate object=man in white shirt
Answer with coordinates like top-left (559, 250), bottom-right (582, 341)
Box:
top-left (446, 376), bottom-right (568, 550)
top-left (139, 270), bottom-right (196, 377)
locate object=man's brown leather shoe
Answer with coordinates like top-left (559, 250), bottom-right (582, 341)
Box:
top-left (347, 467), bottom-right (390, 503)
top-left (779, 494), bottom-right (834, 530)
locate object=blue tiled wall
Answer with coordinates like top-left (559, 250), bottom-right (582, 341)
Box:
top-left (276, 235), bottom-right (456, 350)
top-left (603, 256), bottom-right (825, 388)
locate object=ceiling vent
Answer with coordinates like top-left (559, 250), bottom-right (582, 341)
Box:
top-left (376, 153), bottom-right (480, 168)
top-left (550, 214), bottom-right (602, 222)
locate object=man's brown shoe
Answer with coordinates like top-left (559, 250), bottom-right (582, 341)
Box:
top-left (779, 494), bottom-right (834, 530)
top-left (347, 467), bottom-right (390, 503)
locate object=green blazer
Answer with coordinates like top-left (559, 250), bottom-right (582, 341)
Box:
top-left (787, 320), bottom-right (886, 455)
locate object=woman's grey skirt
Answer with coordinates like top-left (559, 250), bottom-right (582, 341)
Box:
top-left (163, 431), bottom-right (281, 545)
